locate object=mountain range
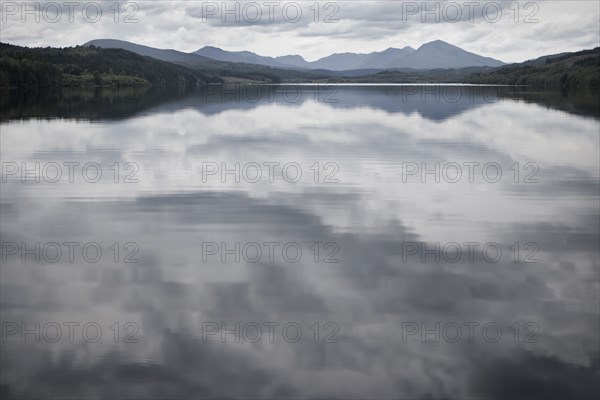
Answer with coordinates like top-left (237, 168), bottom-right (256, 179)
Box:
top-left (85, 39), bottom-right (505, 71)
top-left (4, 39), bottom-right (598, 90)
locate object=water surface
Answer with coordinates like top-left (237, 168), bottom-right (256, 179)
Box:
top-left (1, 85), bottom-right (599, 399)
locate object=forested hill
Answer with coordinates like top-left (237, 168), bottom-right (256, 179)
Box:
top-left (0, 43), bottom-right (223, 89)
top-left (464, 48), bottom-right (600, 88)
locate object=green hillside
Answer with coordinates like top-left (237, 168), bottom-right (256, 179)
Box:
top-left (464, 48), bottom-right (600, 88)
top-left (0, 42), bottom-right (222, 89)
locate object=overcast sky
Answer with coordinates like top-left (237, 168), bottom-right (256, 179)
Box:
top-left (1, 0), bottom-right (599, 62)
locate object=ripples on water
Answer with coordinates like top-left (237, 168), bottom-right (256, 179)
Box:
top-left (1, 86), bottom-right (599, 399)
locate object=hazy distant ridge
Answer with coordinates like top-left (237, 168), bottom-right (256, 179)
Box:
top-left (86, 39), bottom-right (505, 70)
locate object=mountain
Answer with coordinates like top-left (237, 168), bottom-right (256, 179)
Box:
top-left (85, 39), bottom-right (504, 71)
top-left (85, 39), bottom-right (210, 64)
top-left (311, 47), bottom-right (416, 70)
top-left (386, 40), bottom-right (505, 69)
top-left (274, 55), bottom-right (311, 69)
top-left (194, 46), bottom-right (417, 70)
top-left (194, 41), bottom-right (500, 70)
top-left (194, 46), bottom-right (292, 68)
top-left (308, 52), bottom-right (369, 70)
top-left (353, 47), bottom-right (416, 69)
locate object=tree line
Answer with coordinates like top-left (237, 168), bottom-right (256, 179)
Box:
top-left (0, 43), bottom-right (223, 89)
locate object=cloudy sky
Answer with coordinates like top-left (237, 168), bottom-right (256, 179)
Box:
top-left (1, 0), bottom-right (599, 63)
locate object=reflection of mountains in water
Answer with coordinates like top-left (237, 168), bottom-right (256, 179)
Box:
top-left (2, 85), bottom-right (599, 122)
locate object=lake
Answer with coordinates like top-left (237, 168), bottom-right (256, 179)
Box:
top-left (1, 85), bottom-right (599, 399)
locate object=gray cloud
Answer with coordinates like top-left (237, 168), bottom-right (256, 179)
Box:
top-left (0, 1), bottom-right (598, 62)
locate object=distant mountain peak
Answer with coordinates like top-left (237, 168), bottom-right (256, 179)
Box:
top-left (276, 54), bottom-right (307, 61)
top-left (381, 46), bottom-right (416, 53)
top-left (420, 39), bottom-right (457, 49)
top-left (86, 38), bottom-right (128, 45)
top-left (386, 39), bottom-right (504, 69)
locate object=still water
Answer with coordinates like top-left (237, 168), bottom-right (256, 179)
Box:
top-left (1, 86), bottom-right (599, 399)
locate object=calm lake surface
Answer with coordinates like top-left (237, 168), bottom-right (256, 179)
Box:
top-left (1, 85), bottom-right (599, 399)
